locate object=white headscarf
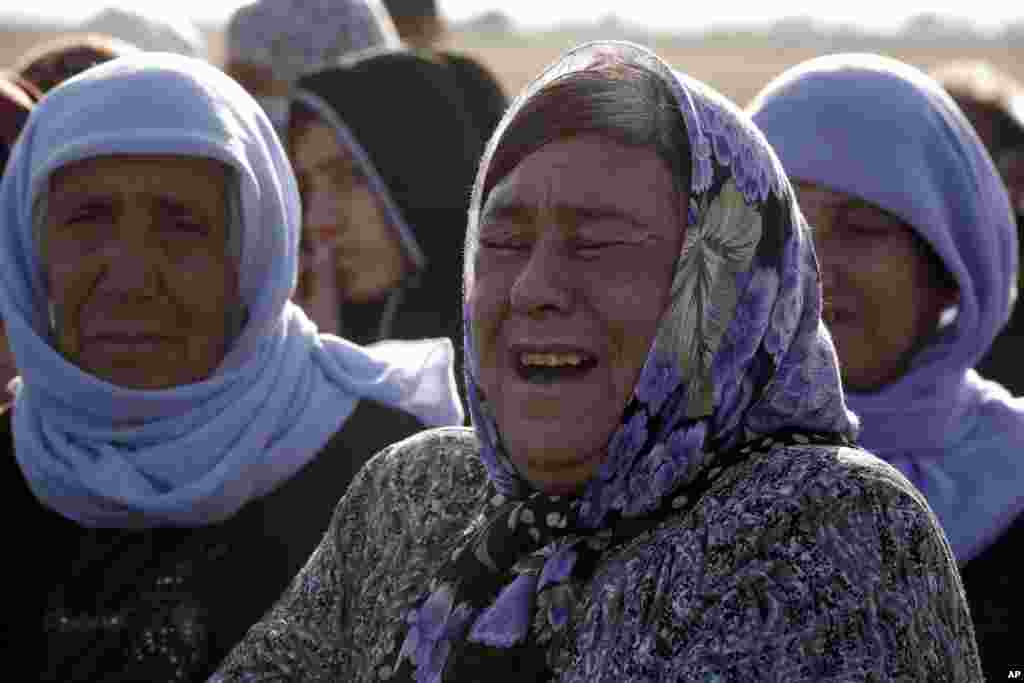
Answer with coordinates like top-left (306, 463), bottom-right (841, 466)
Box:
top-left (226, 0), bottom-right (401, 84)
top-left (80, 7), bottom-right (206, 58)
top-left (0, 52), bottom-right (463, 528)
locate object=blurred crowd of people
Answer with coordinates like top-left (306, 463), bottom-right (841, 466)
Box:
top-left (1, 1), bottom-right (1022, 681)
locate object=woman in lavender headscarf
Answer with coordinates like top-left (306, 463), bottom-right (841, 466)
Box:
top-left (749, 53), bottom-right (1022, 680)
top-left (213, 42), bottom-right (980, 681)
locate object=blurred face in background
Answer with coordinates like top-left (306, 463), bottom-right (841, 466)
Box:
top-left (998, 145), bottom-right (1024, 219)
top-left (0, 75), bottom-right (38, 392)
top-left (43, 155), bottom-right (238, 389)
top-left (0, 75), bottom-right (36, 171)
top-left (290, 116), bottom-right (408, 304)
top-left (795, 181), bottom-right (959, 392)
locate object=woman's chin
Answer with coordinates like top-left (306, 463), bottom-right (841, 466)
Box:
top-left (516, 451), bottom-right (604, 497)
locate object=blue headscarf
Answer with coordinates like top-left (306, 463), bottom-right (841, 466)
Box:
top-left (750, 53), bottom-right (1024, 564)
top-left (0, 52), bottom-right (463, 528)
top-left (394, 42), bottom-right (859, 681)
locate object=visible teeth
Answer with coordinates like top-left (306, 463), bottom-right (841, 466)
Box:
top-left (521, 352), bottom-right (588, 367)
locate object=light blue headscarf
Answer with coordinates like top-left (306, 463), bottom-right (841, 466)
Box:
top-left (750, 53), bottom-right (1024, 564)
top-left (0, 52), bottom-right (463, 528)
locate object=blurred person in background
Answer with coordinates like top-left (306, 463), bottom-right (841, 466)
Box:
top-left (214, 41), bottom-right (980, 682)
top-left (13, 32), bottom-right (138, 94)
top-left (750, 53), bottom-right (1023, 680)
top-left (932, 60), bottom-right (1024, 395)
top-left (382, 0), bottom-right (508, 140)
top-left (0, 52), bottom-right (461, 682)
top-left (0, 72), bottom-right (38, 404)
top-left (223, 0), bottom-right (400, 132)
top-left (79, 6), bottom-right (207, 58)
top-left (289, 48), bottom-right (487, 400)
top-left (0, 71), bottom-right (37, 170)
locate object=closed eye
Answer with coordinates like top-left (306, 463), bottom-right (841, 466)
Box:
top-left (64, 202), bottom-right (113, 225)
top-left (480, 238), bottom-right (530, 252)
top-left (173, 218), bottom-right (209, 234)
top-left (576, 240), bottom-right (632, 256)
top-left (158, 199), bottom-right (214, 236)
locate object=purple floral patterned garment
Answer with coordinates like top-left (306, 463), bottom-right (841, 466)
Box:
top-left (210, 41), bottom-right (982, 682)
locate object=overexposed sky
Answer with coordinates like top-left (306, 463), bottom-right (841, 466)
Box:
top-left (5, 0), bottom-right (1022, 32)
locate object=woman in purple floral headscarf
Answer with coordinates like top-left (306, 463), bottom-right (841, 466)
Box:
top-left (212, 41), bottom-right (981, 682)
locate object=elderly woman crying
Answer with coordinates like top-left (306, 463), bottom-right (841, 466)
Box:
top-left (0, 53), bottom-right (462, 681)
top-left (213, 42), bottom-right (981, 681)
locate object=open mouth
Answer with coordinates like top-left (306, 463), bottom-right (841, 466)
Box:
top-left (514, 350), bottom-right (598, 384)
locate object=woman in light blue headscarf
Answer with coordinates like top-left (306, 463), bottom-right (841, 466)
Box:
top-left (0, 51), bottom-right (461, 682)
top-left (749, 53), bottom-right (1024, 680)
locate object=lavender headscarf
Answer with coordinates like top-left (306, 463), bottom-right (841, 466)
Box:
top-left (394, 41), bottom-right (858, 682)
top-left (750, 53), bottom-right (1024, 564)
top-left (0, 53), bottom-right (463, 528)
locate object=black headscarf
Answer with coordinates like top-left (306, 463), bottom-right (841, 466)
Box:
top-left (437, 50), bottom-right (508, 141)
top-left (292, 49), bottom-right (489, 397)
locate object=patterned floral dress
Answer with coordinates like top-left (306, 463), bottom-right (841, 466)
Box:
top-left (212, 427), bottom-right (980, 681)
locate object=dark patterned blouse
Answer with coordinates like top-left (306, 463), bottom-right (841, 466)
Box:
top-left (1, 401), bottom-right (423, 682)
top-left (213, 427), bottom-right (982, 682)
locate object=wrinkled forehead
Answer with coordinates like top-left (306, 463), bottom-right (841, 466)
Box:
top-left (480, 134), bottom-right (681, 231)
top-left (47, 153), bottom-right (231, 200)
top-left (25, 57), bottom-right (259, 202)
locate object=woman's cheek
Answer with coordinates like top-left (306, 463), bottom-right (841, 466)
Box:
top-left (163, 253), bottom-right (235, 320)
top-left (48, 255), bottom-right (106, 356)
top-left (467, 275), bottom-right (506, 384)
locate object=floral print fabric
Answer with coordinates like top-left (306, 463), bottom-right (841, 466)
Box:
top-left (211, 428), bottom-right (981, 681)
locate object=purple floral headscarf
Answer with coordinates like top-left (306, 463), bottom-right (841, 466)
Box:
top-left (464, 41), bottom-right (856, 517)
top-left (394, 41), bottom-right (858, 682)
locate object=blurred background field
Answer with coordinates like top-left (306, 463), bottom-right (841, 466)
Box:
top-left (2, 11), bottom-right (1023, 108)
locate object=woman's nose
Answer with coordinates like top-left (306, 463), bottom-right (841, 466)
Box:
top-left (304, 187), bottom-right (345, 245)
top-left (92, 213), bottom-right (163, 297)
top-left (509, 235), bottom-right (573, 316)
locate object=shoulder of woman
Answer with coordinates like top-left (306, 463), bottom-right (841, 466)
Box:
top-left (704, 441), bottom-right (951, 560)
top-left (362, 425), bottom-right (483, 481)
top-left (337, 426), bottom-right (488, 527)
top-left (732, 442), bottom-right (935, 518)
top-left (672, 442), bottom-right (982, 678)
